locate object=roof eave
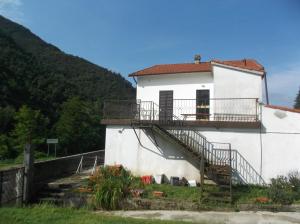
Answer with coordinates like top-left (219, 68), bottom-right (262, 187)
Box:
top-left (128, 69), bottom-right (212, 77)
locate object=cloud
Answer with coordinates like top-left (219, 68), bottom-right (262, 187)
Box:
top-left (0, 0), bottom-right (23, 22)
top-left (267, 63), bottom-right (300, 107)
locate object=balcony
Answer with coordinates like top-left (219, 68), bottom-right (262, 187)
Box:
top-left (102, 98), bottom-right (260, 128)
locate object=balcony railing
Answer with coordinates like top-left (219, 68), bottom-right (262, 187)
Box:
top-left (103, 98), bottom-right (259, 122)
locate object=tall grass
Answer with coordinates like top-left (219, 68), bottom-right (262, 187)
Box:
top-left (91, 166), bottom-right (140, 210)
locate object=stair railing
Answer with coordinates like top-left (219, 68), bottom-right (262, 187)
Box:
top-left (137, 100), bottom-right (265, 185)
top-left (210, 143), bottom-right (265, 185)
top-left (231, 150), bottom-right (265, 185)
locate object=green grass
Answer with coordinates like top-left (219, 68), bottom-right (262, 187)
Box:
top-left (0, 159), bottom-right (21, 170)
top-left (0, 155), bottom-right (55, 170)
top-left (232, 185), bottom-right (269, 204)
top-left (0, 204), bottom-right (198, 224)
top-left (143, 184), bottom-right (202, 202)
top-left (142, 183), bottom-right (269, 205)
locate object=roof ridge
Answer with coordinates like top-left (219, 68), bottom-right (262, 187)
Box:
top-left (129, 58), bottom-right (265, 77)
top-left (152, 62), bottom-right (211, 66)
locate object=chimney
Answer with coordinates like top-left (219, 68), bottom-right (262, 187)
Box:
top-left (194, 54), bottom-right (201, 64)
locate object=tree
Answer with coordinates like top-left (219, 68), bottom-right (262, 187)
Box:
top-left (12, 105), bottom-right (48, 152)
top-left (0, 134), bottom-right (14, 159)
top-left (55, 97), bottom-right (103, 155)
top-left (0, 106), bottom-right (15, 133)
top-left (295, 87), bottom-right (300, 109)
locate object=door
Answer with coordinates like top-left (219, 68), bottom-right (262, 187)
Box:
top-left (196, 90), bottom-right (210, 120)
top-left (159, 90), bottom-right (173, 122)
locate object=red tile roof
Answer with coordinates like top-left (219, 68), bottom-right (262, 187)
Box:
top-left (212, 59), bottom-right (265, 72)
top-left (129, 59), bottom-right (265, 77)
top-left (265, 105), bottom-right (300, 114)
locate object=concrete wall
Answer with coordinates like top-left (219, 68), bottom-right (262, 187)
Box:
top-left (34, 150), bottom-right (105, 184)
top-left (104, 106), bottom-right (300, 183)
top-left (104, 125), bottom-right (201, 181)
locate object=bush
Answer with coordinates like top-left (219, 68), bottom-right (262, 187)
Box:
top-left (288, 171), bottom-right (300, 199)
top-left (92, 165), bottom-right (139, 210)
top-left (268, 176), bottom-right (295, 205)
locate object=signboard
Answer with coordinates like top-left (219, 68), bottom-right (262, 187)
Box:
top-left (46, 139), bottom-right (59, 157)
top-left (46, 139), bottom-right (58, 144)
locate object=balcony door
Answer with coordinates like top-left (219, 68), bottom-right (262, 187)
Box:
top-left (196, 89), bottom-right (210, 120)
top-left (159, 90), bottom-right (173, 122)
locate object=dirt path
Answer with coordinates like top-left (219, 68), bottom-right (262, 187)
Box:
top-left (106, 210), bottom-right (300, 224)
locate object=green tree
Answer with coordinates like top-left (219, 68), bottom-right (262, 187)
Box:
top-left (295, 87), bottom-right (300, 109)
top-left (12, 105), bottom-right (48, 152)
top-left (0, 106), bottom-right (15, 133)
top-left (0, 134), bottom-right (15, 159)
top-left (55, 97), bottom-right (103, 155)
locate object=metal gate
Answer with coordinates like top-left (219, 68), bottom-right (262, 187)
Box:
top-left (0, 167), bottom-right (24, 206)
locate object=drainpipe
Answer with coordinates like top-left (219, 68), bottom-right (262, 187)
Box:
top-left (264, 72), bottom-right (269, 104)
top-left (259, 103), bottom-right (263, 182)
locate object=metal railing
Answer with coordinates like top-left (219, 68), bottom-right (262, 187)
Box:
top-left (232, 150), bottom-right (266, 185)
top-left (103, 99), bottom-right (264, 185)
top-left (173, 98), bottom-right (259, 122)
top-left (103, 98), bottom-right (259, 122)
top-left (207, 143), bottom-right (265, 185)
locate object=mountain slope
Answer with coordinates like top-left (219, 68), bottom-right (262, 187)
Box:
top-left (0, 15), bottom-right (135, 105)
top-left (0, 15), bottom-right (135, 156)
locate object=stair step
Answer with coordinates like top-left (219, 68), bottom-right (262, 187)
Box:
top-left (46, 183), bottom-right (73, 190)
top-left (38, 197), bottom-right (64, 205)
top-left (38, 192), bottom-right (66, 198)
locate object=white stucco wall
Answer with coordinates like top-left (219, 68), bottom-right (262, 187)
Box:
top-left (212, 65), bottom-right (263, 100)
top-left (188, 106), bottom-right (300, 182)
top-left (136, 72), bottom-right (214, 103)
top-left (104, 125), bottom-right (201, 181)
top-left (261, 106), bottom-right (300, 180)
top-left (104, 106), bottom-right (300, 183)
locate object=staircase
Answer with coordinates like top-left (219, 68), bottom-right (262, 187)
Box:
top-left (134, 122), bottom-right (233, 203)
top-left (36, 172), bottom-right (91, 207)
top-left (132, 101), bottom-right (265, 203)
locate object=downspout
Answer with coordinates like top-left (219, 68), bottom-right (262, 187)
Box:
top-left (264, 72), bottom-right (269, 104)
top-left (259, 103), bottom-right (263, 183)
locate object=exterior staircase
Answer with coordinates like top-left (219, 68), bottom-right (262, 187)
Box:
top-left (36, 172), bottom-right (91, 207)
top-left (131, 101), bottom-right (266, 203)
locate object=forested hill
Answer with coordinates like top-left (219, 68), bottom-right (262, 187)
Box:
top-left (0, 15), bottom-right (135, 158)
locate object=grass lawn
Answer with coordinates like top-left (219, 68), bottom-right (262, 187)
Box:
top-left (0, 156), bottom-right (55, 170)
top-left (144, 184), bottom-right (202, 202)
top-left (0, 159), bottom-right (22, 170)
top-left (143, 183), bottom-right (269, 204)
top-left (0, 204), bottom-right (199, 224)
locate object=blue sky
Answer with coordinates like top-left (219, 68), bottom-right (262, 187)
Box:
top-left (0, 0), bottom-right (300, 107)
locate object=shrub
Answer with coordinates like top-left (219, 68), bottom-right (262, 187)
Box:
top-left (92, 165), bottom-right (140, 210)
top-left (288, 171), bottom-right (300, 199)
top-left (94, 178), bottom-right (124, 210)
top-left (268, 176), bottom-right (294, 205)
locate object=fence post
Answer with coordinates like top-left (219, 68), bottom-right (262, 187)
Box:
top-left (23, 143), bottom-right (34, 204)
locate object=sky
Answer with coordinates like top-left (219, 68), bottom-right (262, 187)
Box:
top-left (0, 0), bottom-right (300, 107)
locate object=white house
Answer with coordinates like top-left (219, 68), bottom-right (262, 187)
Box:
top-left (102, 55), bottom-right (300, 185)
